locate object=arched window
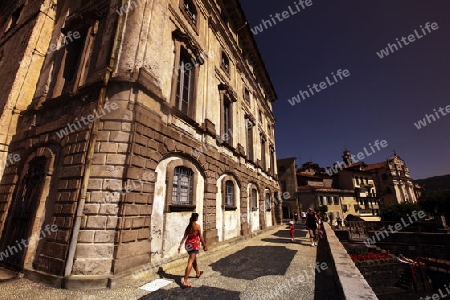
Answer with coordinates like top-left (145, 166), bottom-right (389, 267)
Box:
top-left (172, 166), bottom-right (194, 205)
top-left (225, 180), bottom-right (234, 207)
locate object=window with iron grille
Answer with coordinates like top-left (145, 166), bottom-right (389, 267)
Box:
top-left (251, 188), bottom-right (257, 210)
top-left (225, 180), bottom-right (234, 207)
top-left (172, 166), bottom-right (194, 205)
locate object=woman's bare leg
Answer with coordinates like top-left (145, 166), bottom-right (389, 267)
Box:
top-left (193, 257), bottom-right (201, 276)
top-left (183, 253), bottom-right (196, 285)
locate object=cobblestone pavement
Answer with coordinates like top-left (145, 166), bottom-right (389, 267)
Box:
top-left (0, 225), bottom-right (330, 300)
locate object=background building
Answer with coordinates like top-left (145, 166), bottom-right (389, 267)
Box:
top-left (366, 154), bottom-right (419, 206)
top-left (0, 0), bottom-right (280, 289)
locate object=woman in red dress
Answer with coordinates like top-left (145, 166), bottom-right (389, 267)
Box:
top-left (178, 213), bottom-right (207, 288)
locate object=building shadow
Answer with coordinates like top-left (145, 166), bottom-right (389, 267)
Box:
top-left (210, 246), bottom-right (297, 280)
top-left (314, 232), bottom-right (344, 300)
top-left (138, 285), bottom-right (240, 300)
top-left (272, 229), bottom-right (308, 238)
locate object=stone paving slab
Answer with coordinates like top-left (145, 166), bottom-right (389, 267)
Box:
top-left (0, 225), bottom-right (321, 300)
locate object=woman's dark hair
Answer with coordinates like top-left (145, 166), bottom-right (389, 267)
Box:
top-left (185, 213), bottom-right (199, 235)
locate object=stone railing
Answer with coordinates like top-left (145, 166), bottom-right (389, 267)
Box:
top-left (323, 222), bottom-right (378, 299)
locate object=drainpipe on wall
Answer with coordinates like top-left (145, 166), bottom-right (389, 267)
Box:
top-left (64, 1), bottom-right (127, 277)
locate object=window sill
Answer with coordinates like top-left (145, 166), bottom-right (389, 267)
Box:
top-left (224, 206), bottom-right (237, 211)
top-left (170, 204), bottom-right (196, 212)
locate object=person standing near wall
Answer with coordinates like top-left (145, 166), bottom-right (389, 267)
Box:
top-left (178, 213), bottom-right (208, 288)
top-left (306, 208), bottom-right (318, 246)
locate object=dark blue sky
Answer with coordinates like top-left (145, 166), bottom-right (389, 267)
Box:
top-left (240, 0), bottom-right (450, 179)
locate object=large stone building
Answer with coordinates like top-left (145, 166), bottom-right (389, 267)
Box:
top-left (0, 0), bottom-right (281, 289)
top-left (365, 154), bottom-right (420, 206)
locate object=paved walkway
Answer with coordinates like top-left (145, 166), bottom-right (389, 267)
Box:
top-left (0, 225), bottom-right (334, 300)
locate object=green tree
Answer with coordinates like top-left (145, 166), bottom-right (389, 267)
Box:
top-left (379, 202), bottom-right (423, 221)
top-left (419, 190), bottom-right (450, 220)
top-left (318, 205), bottom-right (328, 214)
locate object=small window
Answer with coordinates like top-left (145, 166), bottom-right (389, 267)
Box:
top-left (183, 0), bottom-right (197, 25)
top-left (244, 88), bottom-right (250, 103)
top-left (172, 166), bottom-right (194, 205)
top-left (333, 197), bottom-right (339, 205)
top-left (327, 196), bottom-right (332, 205)
top-left (175, 47), bottom-right (195, 115)
top-left (261, 138), bottom-right (266, 170)
top-left (225, 180), bottom-right (234, 207)
top-left (8, 4), bottom-right (24, 30)
top-left (246, 120), bottom-right (254, 161)
top-left (251, 189), bottom-right (257, 210)
top-left (221, 52), bottom-right (230, 73)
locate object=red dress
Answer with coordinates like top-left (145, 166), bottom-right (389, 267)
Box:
top-left (289, 224), bottom-right (295, 238)
top-left (185, 224), bottom-right (201, 252)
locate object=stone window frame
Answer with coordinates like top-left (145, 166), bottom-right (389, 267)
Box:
top-left (170, 30), bottom-right (202, 124)
top-left (222, 175), bottom-right (237, 211)
top-left (179, 0), bottom-right (199, 33)
top-left (166, 159), bottom-right (199, 212)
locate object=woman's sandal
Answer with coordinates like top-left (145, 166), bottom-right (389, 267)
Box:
top-left (181, 282), bottom-right (192, 288)
top-left (195, 271), bottom-right (203, 278)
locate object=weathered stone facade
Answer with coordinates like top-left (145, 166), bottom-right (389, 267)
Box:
top-left (0, 0), bottom-right (280, 289)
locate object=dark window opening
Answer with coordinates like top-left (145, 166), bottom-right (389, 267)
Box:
top-left (251, 188), bottom-right (257, 210)
top-left (183, 0), bottom-right (197, 25)
top-left (175, 47), bottom-right (195, 115)
top-left (221, 52), bottom-right (230, 73)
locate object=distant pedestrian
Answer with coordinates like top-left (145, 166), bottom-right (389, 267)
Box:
top-left (294, 213), bottom-right (299, 224)
top-left (306, 208), bottom-right (318, 246)
top-left (289, 220), bottom-right (295, 241)
top-left (178, 213), bottom-right (208, 288)
top-left (337, 217), bottom-right (342, 228)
